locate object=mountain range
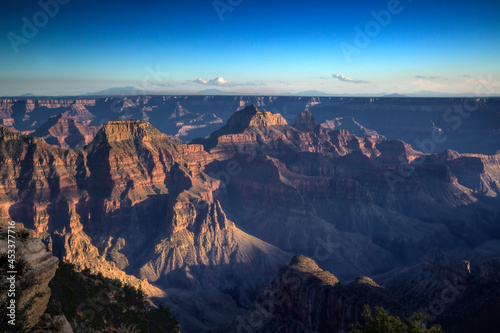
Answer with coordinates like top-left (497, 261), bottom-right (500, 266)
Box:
top-left (0, 103), bottom-right (499, 332)
top-left (1, 96), bottom-right (499, 153)
top-left (6, 88), bottom-right (500, 98)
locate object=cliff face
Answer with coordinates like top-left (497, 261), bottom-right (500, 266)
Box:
top-left (225, 105), bottom-right (288, 129)
top-left (429, 150), bottom-right (500, 197)
top-left (194, 105), bottom-right (372, 161)
top-left (231, 255), bottom-right (401, 333)
top-left (31, 114), bottom-right (101, 149)
top-left (197, 106), bottom-right (499, 280)
top-left (1, 96), bottom-right (499, 153)
top-left (320, 116), bottom-right (384, 139)
top-left (0, 105), bottom-right (499, 332)
top-left (293, 110), bottom-right (318, 132)
top-left (0, 120), bottom-right (290, 330)
top-left (0, 230), bottom-right (60, 329)
top-left (377, 252), bottom-right (500, 333)
top-left (233, 254), bottom-right (500, 333)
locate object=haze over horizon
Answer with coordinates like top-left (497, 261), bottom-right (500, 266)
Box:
top-left (1, 0), bottom-right (499, 96)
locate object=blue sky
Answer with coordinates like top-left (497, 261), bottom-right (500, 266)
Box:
top-left (0, 0), bottom-right (499, 96)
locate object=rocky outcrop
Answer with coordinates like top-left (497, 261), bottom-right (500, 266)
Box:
top-left (430, 150), bottom-right (500, 197)
top-left (2, 96), bottom-right (499, 152)
top-left (192, 107), bottom-right (500, 281)
top-left (174, 113), bottom-right (223, 139)
top-left (232, 252), bottom-right (500, 333)
top-left (194, 105), bottom-right (289, 152)
top-left (293, 111), bottom-right (318, 132)
top-left (194, 105), bottom-right (374, 160)
top-left (36, 314), bottom-right (73, 333)
top-left (321, 116), bottom-right (383, 139)
top-left (0, 121), bottom-right (291, 331)
top-left (225, 104), bottom-right (288, 128)
top-left (0, 228), bottom-right (60, 329)
top-left (1, 105), bottom-right (499, 332)
top-left (31, 114), bottom-right (101, 148)
top-left (377, 252), bottom-right (500, 333)
top-left (230, 255), bottom-right (401, 332)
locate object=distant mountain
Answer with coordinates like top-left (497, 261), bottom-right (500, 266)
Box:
top-left (280, 91), bottom-right (391, 97)
top-left (196, 89), bottom-right (236, 95)
top-left (293, 90), bottom-right (331, 96)
top-left (383, 93), bottom-right (408, 97)
top-left (404, 90), bottom-right (496, 97)
top-left (407, 90), bottom-right (454, 97)
top-left (84, 86), bottom-right (147, 96)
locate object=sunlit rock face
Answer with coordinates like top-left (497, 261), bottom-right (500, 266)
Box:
top-left (196, 106), bottom-right (499, 280)
top-left (0, 103), bottom-right (499, 332)
top-left (2, 96), bottom-right (499, 153)
top-left (0, 235), bottom-right (59, 328)
top-left (0, 121), bottom-right (290, 305)
top-left (31, 114), bottom-right (100, 148)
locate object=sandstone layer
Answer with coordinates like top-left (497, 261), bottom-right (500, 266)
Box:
top-left (1, 96), bottom-right (499, 153)
top-left (0, 105), bottom-right (499, 332)
top-left (0, 229), bottom-right (60, 328)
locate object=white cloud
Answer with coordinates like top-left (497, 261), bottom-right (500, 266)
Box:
top-left (194, 77), bottom-right (229, 86)
top-left (332, 74), bottom-right (369, 84)
top-left (192, 77), bottom-right (263, 87)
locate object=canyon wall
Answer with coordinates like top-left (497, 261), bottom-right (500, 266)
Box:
top-left (1, 96), bottom-right (498, 154)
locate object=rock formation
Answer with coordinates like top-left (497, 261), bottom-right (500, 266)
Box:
top-left (321, 116), bottom-right (383, 139)
top-left (196, 106), bottom-right (499, 280)
top-left (0, 227), bottom-right (61, 329)
top-left (231, 254), bottom-right (500, 333)
top-left (0, 120), bottom-right (290, 331)
top-left (230, 255), bottom-right (402, 332)
top-left (377, 252), bottom-right (500, 333)
top-left (293, 110), bottom-right (318, 132)
top-left (31, 114), bottom-right (101, 149)
top-left (1, 96), bottom-right (499, 153)
top-left (0, 104), bottom-right (499, 332)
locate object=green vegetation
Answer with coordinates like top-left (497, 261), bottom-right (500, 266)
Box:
top-left (350, 305), bottom-right (444, 333)
top-left (16, 229), bottom-right (31, 240)
top-left (48, 262), bottom-right (180, 333)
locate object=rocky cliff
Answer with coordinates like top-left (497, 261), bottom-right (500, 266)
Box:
top-left (0, 226), bottom-right (61, 329)
top-left (320, 116), bottom-right (384, 139)
top-left (0, 104), bottom-right (499, 332)
top-left (193, 105), bottom-right (370, 160)
top-left (30, 114), bottom-right (101, 149)
top-left (377, 251), bottom-right (500, 333)
top-left (197, 106), bottom-right (499, 280)
top-left (232, 254), bottom-right (500, 333)
top-left (1, 96), bottom-right (499, 153)
top-left (0, 120), bottom-right (290, 331)
top-left (230, 255), bottom-right (402, 332)
top-left (429, 150), bottom-right (500, 197)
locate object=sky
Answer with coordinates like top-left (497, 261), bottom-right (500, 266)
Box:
top-left (0, 0), bottom-right (499, 96)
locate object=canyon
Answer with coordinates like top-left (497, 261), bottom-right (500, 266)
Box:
top-left (0, 96), bottom-right (498, 153)
top-left (0, 100), bottom-right (499, 332)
